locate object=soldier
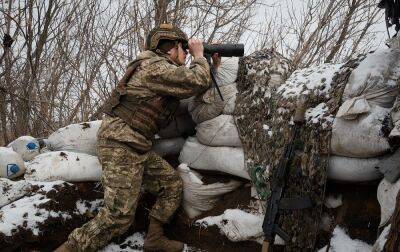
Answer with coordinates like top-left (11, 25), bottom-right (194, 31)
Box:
top-left (56, 24), bottom-right (218, 252)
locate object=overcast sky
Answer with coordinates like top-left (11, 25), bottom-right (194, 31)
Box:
top-left (242, 0), bottom-right (390, 54)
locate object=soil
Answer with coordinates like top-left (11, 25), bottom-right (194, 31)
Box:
top-left (165, 183), bottom-right (261, 252)
top-left (0, 170), bottom-right (383, 252)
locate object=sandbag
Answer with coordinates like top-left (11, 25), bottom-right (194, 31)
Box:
top-left (196, 209), bottom-right (264, 243)
top-left (7, 136), bottom-right (40, 161)
top-left (372, 224), bottom-right (391, 252)
top-left (0, 147), bottom-right (26, 179)
top-left (328, 155), bottom-right (383, 182)
top-left (25, 151), bottom-right (101, 182)
top-left (196, 115), bottom-right (241, 147)
top-left (377, 178), bottom-right (400, 227)
top-left (215, 57), bottom-right (239, 87)
top-left (46, 120), bottom-right (101, 156)
top-left (331, 105), bottom-right (391, 158)
top-left (178, 164), bottom-right (242, 218)
top-left (152, 137), bottom-right (186, 157)
top-left (337, 48), bottom-right (400, 120)
top-left (179, 137), bottom-right (249, 179)
top-left (188, 84), bottom-right (238, 124)
top-left (0, 178), bottom-right (31, 208)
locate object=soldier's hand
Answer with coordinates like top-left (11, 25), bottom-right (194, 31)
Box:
top-left (189, 39), bottom-right (204, 59)
top-left (212, 53), bottom-right (221, 71)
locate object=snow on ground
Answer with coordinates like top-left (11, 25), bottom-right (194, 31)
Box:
top-left (0, 181), bottom-right (71, 236)
top-left (319, 226), bottom-right (372, 252)
top-left (196, 209), bottom-right (264, 243)
top-left (100, 232), bottom-right (198, 252)
top-left (100, 232), bottom-right (145, 252)
top-left (0, 178), bottom-right (31, 207)
top-left (75, 199), bottom-right (104, 215)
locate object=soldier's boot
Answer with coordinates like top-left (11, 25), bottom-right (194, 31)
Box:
top-left (143, 217), bottom-right (184, 252)
top-left (54, 240), bottom-right (77, 252)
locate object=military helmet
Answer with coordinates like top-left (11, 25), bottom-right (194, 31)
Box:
top-left (145, 23), bottom-right (188, 51)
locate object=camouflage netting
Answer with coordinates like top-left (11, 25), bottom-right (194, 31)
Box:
top-left (234, 48), bottom-right (366, 250)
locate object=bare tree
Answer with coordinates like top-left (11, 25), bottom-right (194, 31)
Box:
top-left (0, 0), bottom-right (257, 144)
top-left (252, 0), bottom-right (382, 69)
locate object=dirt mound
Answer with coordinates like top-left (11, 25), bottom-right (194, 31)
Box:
top-left (0, 168), bottom-right (382, 251)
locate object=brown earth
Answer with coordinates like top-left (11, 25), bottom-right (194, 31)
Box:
top-left (0, 168), bottom-right (382, 252)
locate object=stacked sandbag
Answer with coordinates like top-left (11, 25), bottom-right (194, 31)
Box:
top-left (188, 57), bottom-right (239, 124)
top-left (46, 120), bottom-right (102, 156)
top-left (377, 177), bottom-right (400, 228)
top-left (196, 115), bottom-right (241, 147)
top-left (180, 51), bottom-right (294, 213)
top-left (178, 164), bottom-right (242, 218)
top-left (179, 137), bottom-right (248, 179)
top-left (331, 45), bottom-right (400, 158)
top-left (25, 151), bottom-right (102, 182)
top-left (178, 58), bottom-right (253, 218)
top-left (7, 136), bottom-right (41, 161)
top-left (0, 147), bottom-right (26, 179)
top-left (46, 117), bottom-right (191, 158)
top-left (328, 42), bottom-right (400, 181)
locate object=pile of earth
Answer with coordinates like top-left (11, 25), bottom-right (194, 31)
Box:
top-left (0, 163), bottom-right (381, 251)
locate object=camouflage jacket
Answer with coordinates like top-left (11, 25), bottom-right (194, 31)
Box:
top-left (98, 50), bottom-right (211, 152)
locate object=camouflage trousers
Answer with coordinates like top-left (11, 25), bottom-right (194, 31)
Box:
top-left (68, 144), bottom-right (183, 252)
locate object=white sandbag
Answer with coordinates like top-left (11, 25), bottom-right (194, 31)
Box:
top-left (0, 178), bottom-right (31, 208)
top-left (328, 155), bottom-right (383, 182)
top-left (152, 137), bottom-right (186, 157)
top-left (196, 209), bottom-right (264, 243)
top-left (331, 105), bottom-right (391, 158)
top-left (179, 137), bottom-right (249, 179)
top-left (215, 57), bottom-right (239, 87)
top-left (337, 48), bottom-right (400, 119)
top-left (178, 164), bottom-right (242, 218)
top-left (372, 224), bottom-right (391, 252)
top-left (196, 115), bottom-right (242, 147)
top-left (377, 178), bottom-right (400, 227)
top-left (25, 151), bottom-right (101, 182)
top-left (7, 136), bottom-right (40, 161)
top-left (47, 120), bottom-right (101, 156)
top-left (188, 84), bottom-right (238, 124)
top-left (0, 147), bottom-right (26, 179)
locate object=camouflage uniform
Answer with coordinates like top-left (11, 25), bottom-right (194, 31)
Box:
top-left (68, 50), bottom-right (211, 252)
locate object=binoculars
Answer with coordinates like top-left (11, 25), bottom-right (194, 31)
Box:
top-left (182, 42), bottom-right (244, 57)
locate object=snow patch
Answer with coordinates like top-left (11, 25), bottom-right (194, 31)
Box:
top-left (278, 63), bottom-right (342, 98)
top-left (319, 226), bottom-right (372, 252)
top-left (0, 178), bottom-right (31, 207)
top-left (100, 232), bottom-right (145, 252)
top-left (75, 199), bottom-right (104, 215)
top-left (0, 181), bottom-right (71, 236)
top-left (305, 103), bottom-right (333, 128)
